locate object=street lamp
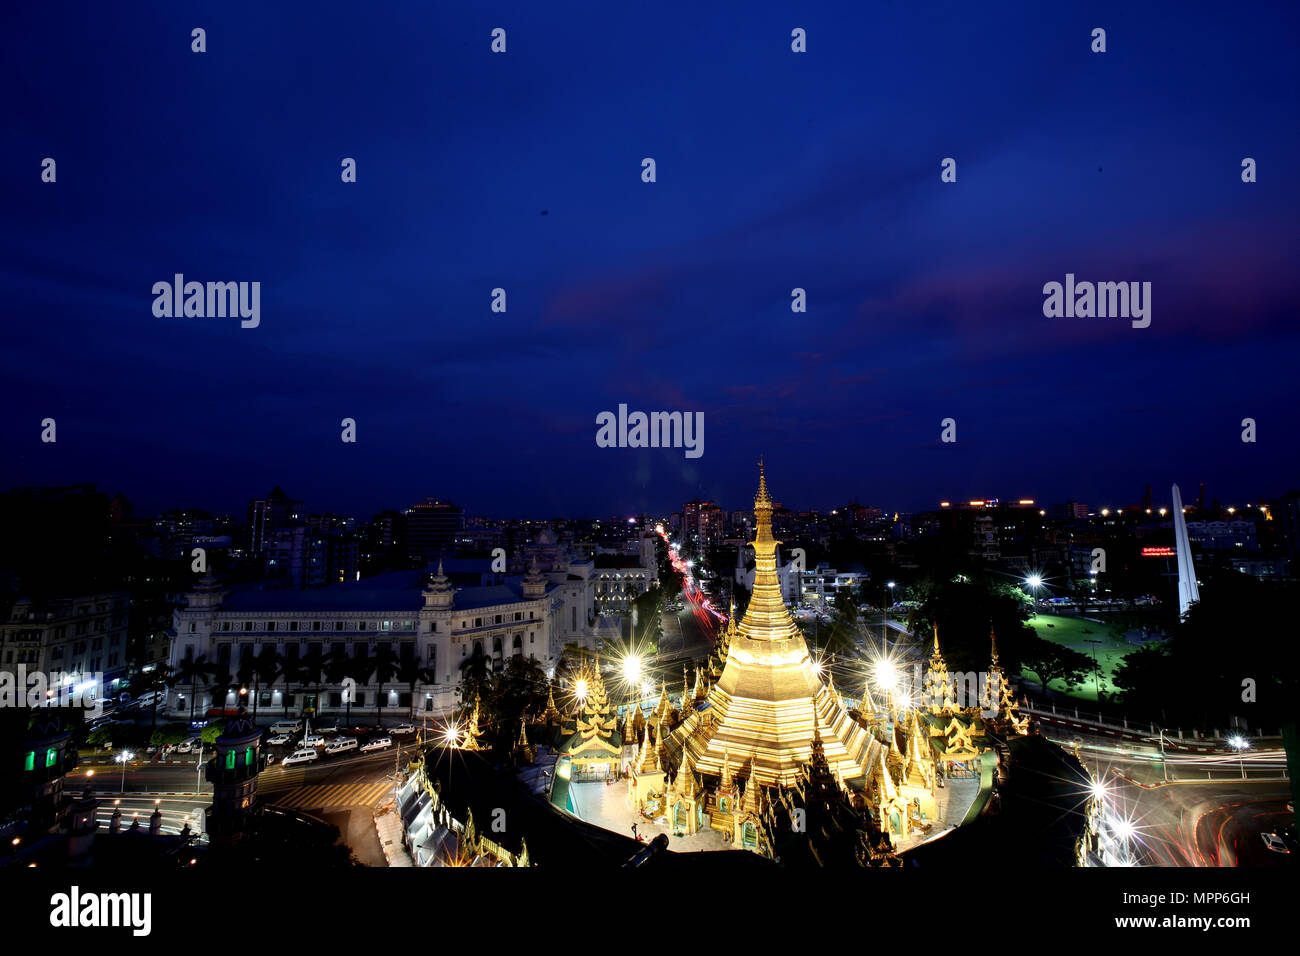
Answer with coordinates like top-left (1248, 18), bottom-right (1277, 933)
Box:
top-left (1229, 735), bottom-right (1249, 779)
top-left (116, 750), bottom-right (134, 793)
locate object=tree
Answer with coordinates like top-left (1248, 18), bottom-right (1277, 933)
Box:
top-left (299, 647), bottom-right (328, 716)
top-left (172, 654), bottom-right (216, 724)
top-left (458, 645), bottom-right (492, 712)
top-left (87, 726), bottom-right (114, 749)
top-left (490, 655), bottom-right (548, 748)
top-left (208, 667), bottom-right (235, 716)
top-left (1021, 639), bottom-right (1092, 695)
top-left (370, 646), bottom-right (399, 727)
top-left (278, 654), bottom-right (305, 716)
top-left (252, 647), bottom-right (280, 720)
top-left (150, 725), bottom-right (190, 748)
top-left (345, 645), bottom-right (373, 727)
top-left (1110, 642), bottom-right (1173, 717)
top-left (396, 655), bottom-right (425, 721)
top-left (820, 587), bottom-right (861, 656)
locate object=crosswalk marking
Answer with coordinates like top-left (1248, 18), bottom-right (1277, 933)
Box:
top-left (264, 780), bottom-right (394, 809)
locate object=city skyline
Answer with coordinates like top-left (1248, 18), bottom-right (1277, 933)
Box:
top-left (7, 470), bottom-right (1291, 526)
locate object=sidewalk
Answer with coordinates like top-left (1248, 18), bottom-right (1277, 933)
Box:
top-left (374, 806), bottom-right (415, 867)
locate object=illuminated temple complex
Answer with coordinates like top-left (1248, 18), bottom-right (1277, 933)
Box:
top-left (620, 463), bottom-right (1029, 861)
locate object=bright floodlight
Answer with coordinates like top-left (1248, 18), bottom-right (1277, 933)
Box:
top-left (574, 678), bottom-right (589, 701)
top-left (1228, 735), bottom-right (1248, 751)
top-left (1110, 816), bottom-right (1135, 843)
top-left (887, 581), bottom-right (896, 588)
top-left (1026, 575), bottom-right (1042, 588)
top-left (641, 680), bottom-right (653, 697)
top-left (1089, 779), bottom-right (1107, 800)
top-left (622, 655), bottom-right (642, 685)
top-left (874, 660), bottom-right (899, 693)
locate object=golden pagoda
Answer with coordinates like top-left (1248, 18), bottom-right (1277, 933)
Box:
top-left (664, 462), bottom-right (881, 788)
top-left (462, 693), bottom-right (485, 751)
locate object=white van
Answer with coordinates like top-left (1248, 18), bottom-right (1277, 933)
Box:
top-left (270, 720), bottom-right (303, 736)
top-left (324, 738), bottom-right (358, 755)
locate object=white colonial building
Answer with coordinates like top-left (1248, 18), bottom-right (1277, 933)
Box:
top-left (167, 558), bottom-right (578, 722)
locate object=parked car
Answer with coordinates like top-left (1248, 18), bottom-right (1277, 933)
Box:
top-left (314, 721), bottom-right (340, 734)
top-left (281, 749), bottom-right (319, 767)
top-left (324, 738), bottom-right (358, 755)
top-left (359, 737), bottom-right (392, 753)
top-left (270, 719), bottom-right (304, 736)
top-left (267, 734), bottom-right (292, 746)
top-left (300, 735), bottom-right (327, 748)
top-left (1261, 832), bottom-right (1290, 854)
top-left (390, 723), bottom-right (415, 735)
top-left (175, 739), bottom-right (197, 754)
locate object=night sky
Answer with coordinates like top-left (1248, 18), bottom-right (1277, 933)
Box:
top-left (4, 2), bottom-right (1298, 519)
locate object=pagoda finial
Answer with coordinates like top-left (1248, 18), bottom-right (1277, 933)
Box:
top-left (990, 624), bottom-right (1000, 665)
top-left (756, 457), bottom-right (771, 506)
top-left (933, 623), bottom-right (941, 655)
top-left (721, 747), bottom-right (734, 790)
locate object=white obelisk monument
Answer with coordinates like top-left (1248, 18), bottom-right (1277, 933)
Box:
top-left (1171, 483), bottom-right (1200, 618)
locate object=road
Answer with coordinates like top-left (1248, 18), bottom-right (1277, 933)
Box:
top-left (70, 736), bottom-right (422, 866)
top-left (1034, 713), bottom-right (1294, 867)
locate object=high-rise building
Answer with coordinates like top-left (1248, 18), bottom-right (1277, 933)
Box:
top-left (404, 498), bottom-right (465, 561)
top-left (247, 486), bottom-right (302, 554)
top-left (682, 500), bottom-right (724, 546)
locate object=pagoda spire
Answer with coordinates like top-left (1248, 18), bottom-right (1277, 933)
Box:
top-left (674, 749), bottom-right (699, 799)
top-left (925, 625), bottom-right (952, 713)
top-left (720, 747), bottom-right (734, 790)
top-left (742, 759), bottom-right (763, 812)
top-left (463, 693), bottom-right (484, 750)
top-left (737, 462), bottom-right (803, 645)
top-left (639, 728), bottom-right (660, 773)
top-left (542, 681), bottom-right (562, 725)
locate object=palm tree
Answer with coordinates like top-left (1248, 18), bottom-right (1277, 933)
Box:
top-left (278, 654), bottom-right (305, 716)
top-left (396, 655), bottom-right (430, 721)
top-left (208, 667), bottom-right (236, 718)
top-left (370, 646), bottom-right (399, 728)
top-left (252, 647), bottom-right (280, 721)
top-left (299, 647), bottom-right (328, 717)
top-left (235, 655), bottom-right (255, 713)
top-left (345, 645), bottom-right (373, 728)
top-left (172, 654), bottom-right (215, 725)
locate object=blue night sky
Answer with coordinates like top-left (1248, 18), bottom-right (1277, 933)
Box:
top-left (3, 2), bottom-right (1298, 519)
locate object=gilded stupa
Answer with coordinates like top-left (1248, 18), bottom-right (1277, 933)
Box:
top-left (664, 461), bottom-right (882, 787)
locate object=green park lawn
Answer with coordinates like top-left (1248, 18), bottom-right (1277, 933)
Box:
top-left (1022, 614), bottom-right (1132, 703)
